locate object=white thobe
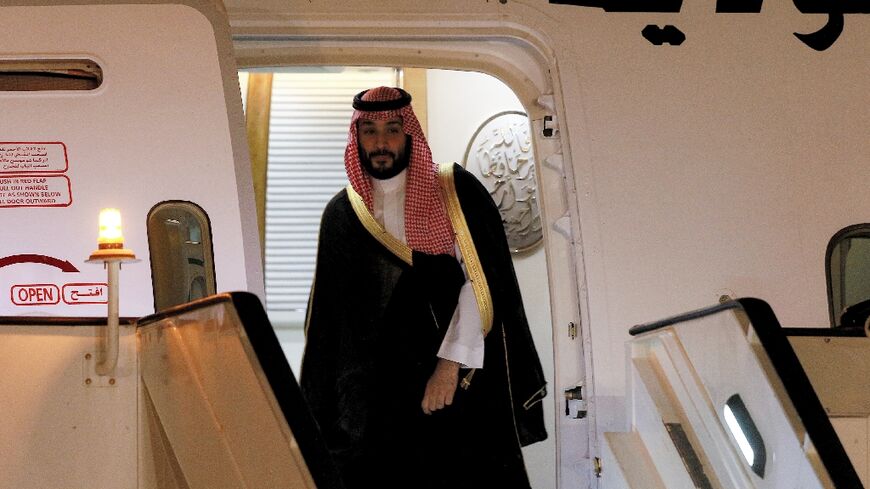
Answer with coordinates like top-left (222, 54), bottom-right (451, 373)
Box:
top-left (370, 170), bottom-right (485, 368)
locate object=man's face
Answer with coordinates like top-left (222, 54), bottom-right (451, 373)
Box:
top-left (357, 117), bottom-right (408, 179)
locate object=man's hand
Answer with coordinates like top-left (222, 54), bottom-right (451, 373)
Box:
top-left (421, 358), bottom-right (460, 415)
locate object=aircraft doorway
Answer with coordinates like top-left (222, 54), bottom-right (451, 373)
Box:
top-left (238, 66), bottom-right (557, 489)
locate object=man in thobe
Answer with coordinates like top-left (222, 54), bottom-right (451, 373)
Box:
top-left (300, 86), bottom-right (547, 489)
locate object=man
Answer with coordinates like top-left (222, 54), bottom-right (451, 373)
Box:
top-left (300, 86), bottom-right (547, 489)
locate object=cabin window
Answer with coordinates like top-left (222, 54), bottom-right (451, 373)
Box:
top-left (0, 59), bottom-right (102, 91)
top-left (826, 224), bottom-right (870, 327)
top-left (147, 201), bottom-right (216, 311)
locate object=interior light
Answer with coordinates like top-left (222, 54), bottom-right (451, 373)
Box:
top-left (723, 394), bottom-right (766, 478)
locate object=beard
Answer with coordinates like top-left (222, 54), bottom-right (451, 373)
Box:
top-left (358, 135), bottom-right (411, 180)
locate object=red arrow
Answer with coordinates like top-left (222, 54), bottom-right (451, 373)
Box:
top-left (0, 254), bottom-right (80, 273)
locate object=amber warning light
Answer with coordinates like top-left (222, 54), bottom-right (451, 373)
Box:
top-left (97, 208), bottom-right (124, 248)
top-left (90, 208), bottom-right (135, 260)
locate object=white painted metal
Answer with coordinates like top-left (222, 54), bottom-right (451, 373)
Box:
top-left (0, 1), bottom-right (868, 488)
top-left (608, 308), bottom-right (839, 488)
top-left (138, 302), bottom-right (316, 488)
top-left (0, 0), bottom-right (261, 319)
top-left (601, 432), bottom-right (666, 489)
top-left (627, 355), bottom-right (710, 488)
top-left (0, 2), bottom-right (263, 487)
top-left (225, 3), bottom-right (870, 486)
top-left (0, 307), bottom-right (318, 489)
top-left (95, 260), bottom-right (120, 375)
top-left (0, 324), bottom-right (139, 488)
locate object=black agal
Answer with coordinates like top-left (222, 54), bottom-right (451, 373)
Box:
top-left (352, 88), bottom-right (413, 111)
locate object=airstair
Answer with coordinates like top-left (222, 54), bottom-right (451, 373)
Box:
top-left (602, 298), bottom-right (867, 489)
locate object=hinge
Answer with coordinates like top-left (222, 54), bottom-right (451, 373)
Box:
top-left (535, 95), bottom-right (559, 138)
top-left (542, 115), bottom-right (559, 138)
top-left (568, 321), bottom-right (577, 340)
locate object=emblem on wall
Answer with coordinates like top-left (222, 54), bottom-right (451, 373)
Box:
top-left (462, 111), bottom-right (542, 254)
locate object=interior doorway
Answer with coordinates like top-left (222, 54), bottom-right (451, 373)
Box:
top-left (238, 65), bottom-right (557, 489)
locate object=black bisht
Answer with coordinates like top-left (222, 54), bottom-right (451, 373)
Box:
top-left (300, 164), bottom-right (547, 489)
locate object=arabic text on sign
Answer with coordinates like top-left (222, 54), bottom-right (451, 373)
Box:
top-left (0, 143), bottom-right (68, 173)
top-left (62, 283), bottom-right (109, 305)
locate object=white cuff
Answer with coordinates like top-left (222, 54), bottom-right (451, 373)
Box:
top-left (437, 279), bottom-right (485, 368)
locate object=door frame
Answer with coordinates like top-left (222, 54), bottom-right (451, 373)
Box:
top-left (230, 14), bottom-right (597, 487)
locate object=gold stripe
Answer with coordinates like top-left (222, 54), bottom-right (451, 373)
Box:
top-left (460, 369), bottom-right (476, 390)
top-left (522, 385), bottom-right (548, 410)
top-left (346, 185), bottom-right (413, 265)
top-left (437, 163), bottom-right (494, 337)
top-left (401, 67), bottom-right (428, 137)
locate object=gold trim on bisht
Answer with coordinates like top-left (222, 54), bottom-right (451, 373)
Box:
top-left (346, 185), bottom-right (414, 266)
top-left (437, 163), bottom-right (494, 338)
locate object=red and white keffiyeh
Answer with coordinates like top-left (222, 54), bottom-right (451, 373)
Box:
top-left (345, 86), bottom-right (455, 256)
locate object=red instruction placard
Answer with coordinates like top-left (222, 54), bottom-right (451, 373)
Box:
top-left (0, 142), bottom-right (68, 174)
top-left (0, 175), bottom-right (72, 208)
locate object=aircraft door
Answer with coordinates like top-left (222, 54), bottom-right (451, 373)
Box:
top-left (0, 0), bottom-right (260, 319)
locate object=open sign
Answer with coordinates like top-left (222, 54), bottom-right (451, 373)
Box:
top-left (11, 284), bottom-right (61, 306)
